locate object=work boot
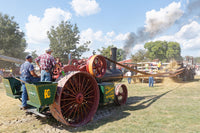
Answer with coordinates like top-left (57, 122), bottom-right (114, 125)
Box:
top-left (20, 106), bottom-right (28, 110)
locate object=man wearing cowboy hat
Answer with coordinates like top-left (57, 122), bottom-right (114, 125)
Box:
top-left (35, 48), bottom-right (57, 81)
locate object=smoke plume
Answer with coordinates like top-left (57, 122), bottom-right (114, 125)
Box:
top-left (123, 2), bottom-right (183, 57)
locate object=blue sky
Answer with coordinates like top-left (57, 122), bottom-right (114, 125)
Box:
top-left (0, 0), bottom-right (200, 58)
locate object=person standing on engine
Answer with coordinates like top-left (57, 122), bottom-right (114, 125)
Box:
top-left (35, 48), bottom-right (57, 81)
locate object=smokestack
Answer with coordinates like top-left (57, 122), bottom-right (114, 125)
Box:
top-left (99, 47), bottom-right (123, 83)
top-left (111, 47), bottom-right (117, 70)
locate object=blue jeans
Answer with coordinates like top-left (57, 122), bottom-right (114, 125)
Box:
top-left (149, 77), bottom-right (154, 87)
top-left (41, 70), bottom-right (51, 81)
top-left (128, 78), bottom-right (131, 84)
top-left (20, 77), bottom-right (40, 107)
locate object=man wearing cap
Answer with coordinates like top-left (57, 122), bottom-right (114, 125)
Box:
top-left (20, 55), bottom-right (40, 110)
top-left (35, 48), bottom-right (57, 81)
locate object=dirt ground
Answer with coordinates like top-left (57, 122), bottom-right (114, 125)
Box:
top-left (0, 76), bottom-right (200, 133)
top-left (0, 82), bottom-right (123, 133)
top-left (0, 82), bottom-right (73, 133)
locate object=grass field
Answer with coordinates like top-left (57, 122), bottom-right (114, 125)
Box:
top-left (0, 76), bottom-right (200, 133)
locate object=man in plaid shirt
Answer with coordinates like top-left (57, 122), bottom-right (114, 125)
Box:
top-left (35, 48), bottom-right (57, 81)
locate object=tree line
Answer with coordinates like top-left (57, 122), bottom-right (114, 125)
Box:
top-left (132, 41), bottom-right (182, 62)
top-left (0, 13), bottom-right (90, 68)
top-left (0, 12), bottom-right (199, 70)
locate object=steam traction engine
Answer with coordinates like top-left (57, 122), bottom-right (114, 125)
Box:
top-left (3, 48), bottom-right (128, 127)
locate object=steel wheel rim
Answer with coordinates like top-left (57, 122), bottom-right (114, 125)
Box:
top-left (115, 84), bottom-right (128, 105)
top-left (50, 71), bottom-right (99, 127)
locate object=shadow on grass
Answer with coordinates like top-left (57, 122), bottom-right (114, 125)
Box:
top-left (127, 90), bottom-right (172, 110)
top-left (38, 90), bottom-right (172, 132)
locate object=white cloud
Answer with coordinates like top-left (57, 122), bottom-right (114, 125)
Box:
top-left (80, 28), bottom-right (103, 44)
top-left (145, 2), bottom-right (183, 35)
top-left (71, 0), bottom-right (101, 16)
top-left (153, 21), bottom-right (200, 56)
top-left (175, 21), bottom-right (200, 39)
top-left (80, 28), bottom-right (131, 57)
top-left (106, 31), bottom-right (115, 37)
top-left (114, 33), bottom-right (129, 41)
top-left (94, 31), bottom-right (103, 41)
top-left (25, 8), bottom-right (72, 44)
top-left (80, 29), bottom-right (130, 45)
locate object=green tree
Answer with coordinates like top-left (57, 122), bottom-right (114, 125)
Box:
top-left (0, 13), bottom-right (28, 68)
top-left (97, 45), bottom-right (126, 61)
top-left (47, 21), bottom-right (90, 64)
top-left (144, 41), bottom-right (181, 62)
top-left (131, 49), bottom-right (149, 62)
top-left (31, 50), bottom-right (38, 63)
top-left (166, 42), bottom-right (181, 60)
top-left (144, 41), bottom-right (168, 61)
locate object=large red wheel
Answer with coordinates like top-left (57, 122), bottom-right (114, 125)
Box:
top-left (86, 55), bottom-right (107, 78)
top-left (114, 84), bottom-right (128, 105)
top-left (50, 71), bottom-right (99, 127)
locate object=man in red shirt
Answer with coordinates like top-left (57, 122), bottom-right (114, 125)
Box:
top-left (35, 48), bottom-right (57, 81)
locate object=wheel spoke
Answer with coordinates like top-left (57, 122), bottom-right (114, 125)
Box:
top-left (61, 100), bottom-right (75, 109)
top-left (61, 97), bottom-right (75, 101)
top-left (80, 105), bottom-right (84, 120)
top-left (80, 76), bottom-right (85, 92)
top-left (82, 104), bottom-right (88, 116)
top-left (64, 85), bottom-right (76, 96)
top-left (72, 105), bottom-right (78, 120)
top-left (78, 74), bottom-right (81, 92)
top-left (75, 104), bottom-right (80, 121)
top-left (83, 99), bottom-right (94, 104)
top-left (63, 105), bottom-right (74, 116)
top-left (69, 78), bottom-right (78, 94)
top-left (82, 79), bottom-right (90, 93)
top-left (97, 68), bottom-right (101, 75)
top-left (82, 84), bottom-right (92, 95)
top-left (84, 89), bottom-right (94, 96)
top-left (63, 91), bottom-right (76, 98)
top-left (74, 75), bottom-right (80, 92)
top-left (84, 102), bottom-right (91, 110)
top-left (66, 105), bottom-right (76, 118)
top-left (93, 63), bottom-right (97, 69)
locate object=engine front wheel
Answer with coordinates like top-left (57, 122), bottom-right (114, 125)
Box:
top-left (50, 71), bottom-right (99, 127)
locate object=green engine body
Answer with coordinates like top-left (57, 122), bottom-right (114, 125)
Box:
top-left (3, 77), bottom-right (22, 99)
top-left (98, 82), bottom-right (115, 105)
top-left (3, 77), bottom-right (116, 110)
